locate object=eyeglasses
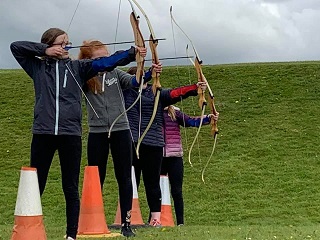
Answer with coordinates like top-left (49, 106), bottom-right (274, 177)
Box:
top-left (52, 42), bottom-right (72, 49)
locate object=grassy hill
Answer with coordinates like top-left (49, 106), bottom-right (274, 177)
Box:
top-left (0, 61), bottom-right (319, 239)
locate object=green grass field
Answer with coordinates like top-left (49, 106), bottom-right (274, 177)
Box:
top-left (0, 61), bottom-right (319, 239)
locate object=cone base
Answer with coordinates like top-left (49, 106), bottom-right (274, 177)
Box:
top-left (109, 223), bottom-right (149, 229)
top-left (78, 166), bottom-right (111, 236)
top-left (11, 215), bottom-right (47, 240)
top-left (78, 212), bottom-right (110, 235)
top-left (131, 199), bottom-right (144, 225)
top-left (161, 205), bottom-right (175, 227)
top-left (77, 232), bottom-right (121, 238)
top-left (112, 198), bottom-right (144, 226)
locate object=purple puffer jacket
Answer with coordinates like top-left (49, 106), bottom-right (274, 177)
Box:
top-left (163, 107), bottom-right (210, 157)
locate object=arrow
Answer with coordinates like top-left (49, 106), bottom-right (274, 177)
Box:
top-left (64, 38), bottom-right (166, 50)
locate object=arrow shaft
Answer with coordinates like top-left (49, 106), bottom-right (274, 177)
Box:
top-left (65, 38), bottom-right (166, 50)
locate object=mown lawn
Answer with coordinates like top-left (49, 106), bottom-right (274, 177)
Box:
top-left (0, 61), bottom-right (319, 239)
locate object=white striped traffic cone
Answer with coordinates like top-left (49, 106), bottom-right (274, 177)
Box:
top-left (11, 167), bottom-right (46, 240)
top-left (160, 175), bottom-right (175, 226)
top-left (112, 166), bottom-right (144, 227)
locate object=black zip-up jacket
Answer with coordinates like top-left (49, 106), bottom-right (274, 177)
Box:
top-left (10, 41), bottom-right (136, 136)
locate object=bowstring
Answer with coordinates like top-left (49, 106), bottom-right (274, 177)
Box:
top-left (138, 87), bottom-right (142, 140)
top-left (170, 10), bottom-right (189, 153)
top-left (113, 0), bottom-right (122, 53)
top-left (66, 0), bottom-right (81, 33)
top-left (63, 0), bottom-right (99, 118)
top-left (186, 45), bottom-right (202, 163)
top-left (170, 7), bottom-right (202, 166)
top-left (108, 0), bottom-right (146, 139)
top-left (202, 133), bottom-right (218, 183)
top-left (116, 72), bottom-right (138, 153)
top-left (170, 6), bottom-right (209, 178)
top-left (112, 0), bottom-right (138, 153)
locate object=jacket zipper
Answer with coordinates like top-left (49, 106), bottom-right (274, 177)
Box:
top-left (55, 61), bottom-right (60, 135)
top-left (102, 72), bottom-right (106, 92)
top-left (63, 69), bottom-right (68, 88)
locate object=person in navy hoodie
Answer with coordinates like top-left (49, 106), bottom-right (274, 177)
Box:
top-left (10, 28), bottom-right (146, 240)
top-left (161, 105), bottom-right (218, 226)
top-left (124, 67), bottom-right (207, 227)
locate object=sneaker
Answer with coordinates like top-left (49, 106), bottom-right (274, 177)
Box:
top-left (149, 219), bottom-right (162, 227)
top-left (121, 222), bottom-right (135, 237)
top-left (66, 237), bottom-right (75, 240)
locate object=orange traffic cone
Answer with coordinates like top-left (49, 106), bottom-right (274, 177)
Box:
top-left (160, 175), bottom-right (175, 226)
top-left (11, 167), bottom-right (47, 240)
top-left (77, 166), bottom-right (120, 238)
top-left (112, 166), bottom-right (144, 227)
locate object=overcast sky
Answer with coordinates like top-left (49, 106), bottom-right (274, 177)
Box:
top-left (1, 0), bottom-right (320, 69)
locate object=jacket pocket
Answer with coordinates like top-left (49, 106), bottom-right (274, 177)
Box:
top-left (115, 106), bottom-right (128, 124)
top-left (89, 106), bottom-right (108, 126)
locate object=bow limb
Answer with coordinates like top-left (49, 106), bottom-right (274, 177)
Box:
top-left (135, 90), bottom-right (160, 158)
top-left (190, 50), bottom-right (219, 136)
top-left (170, 6), bottom-right (206, 165)
top-left (129, 0), bottom-right (161, 93)
top-left (201, 130), bottom-right (218, 183)
top-left (195, 57), bottom-right (219, 137)
top-left (201, 86), bottom-right (219, 183)
top-left (188, 56), bottom-right (219, 177)
top-left (187, 57), bottom-right (208, 166)
top-left (187, 103), bottom-right (206, 167)
top-left (129, 1), bottom-right (145, 82)
top-left (170, 6), bottom-right (219, 175)
top-left (207, 92), bottom-right (219, 136)
top-left (185, 48), bottom-right (210, 167)
top-left (194, 52), bottom-right (219, 184)
top-left (108, 1), bottom-right (145, 138)
top-left (149, 35), bottom-right (161, 94)
top-left (130, 0), bottom-right (161, 158)
top-left (136, 39), bottom-right (160, 158)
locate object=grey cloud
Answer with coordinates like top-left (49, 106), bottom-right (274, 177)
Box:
top-left (1, 0), bottom-right (320, 69)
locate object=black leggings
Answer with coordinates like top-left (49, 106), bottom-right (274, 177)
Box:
top-left (161, 156), bottom-right (184, 225)
top-left (87, 130), bottom-right (133, 224)
top-left (133, 143), bottom-right (163, 213)
top-left (30, 134), bottom-right (81, 239)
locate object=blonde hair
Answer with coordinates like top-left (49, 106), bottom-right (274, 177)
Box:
top-left (167, 105), bottom-right (176, 121)
top-left (78, 40), bottom-right (109, 94)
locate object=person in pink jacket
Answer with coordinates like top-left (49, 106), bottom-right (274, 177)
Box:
top-left (161, 105), bottom-right (217, 225)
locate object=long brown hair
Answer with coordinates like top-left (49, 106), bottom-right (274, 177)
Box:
top-left (78, 40), bottom-right (110, 94)
top-left (127, 66), bottom-right (137, 75)
top-left (41, 28), bottom-right (66, 45)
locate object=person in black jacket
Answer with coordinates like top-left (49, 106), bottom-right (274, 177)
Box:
top-left (78, 40), bottom-right (162, 237)
top-left (124, 67), bottom-right (207, 227)
top-left (10, 28), bottom-right (146, 240)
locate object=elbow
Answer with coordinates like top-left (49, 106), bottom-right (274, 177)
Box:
top-left (10, 42), bottom-right (17, 53)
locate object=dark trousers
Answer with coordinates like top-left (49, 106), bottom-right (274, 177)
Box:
top-left (161, 156), bottom-right (184, 225)
top-left (87, 130), bottom-right (133, 224)
top-left (30, 134), bottom-right (81, 239)
top-left (133, 143), bottom-right (163, 213)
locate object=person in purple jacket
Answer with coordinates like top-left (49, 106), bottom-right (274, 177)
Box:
top-left (162, 105), bottom-right (218, 226)
top-left (10, 28), bottom-right (146, 240)
top-left (124, 67), bottom-right (207, 227)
